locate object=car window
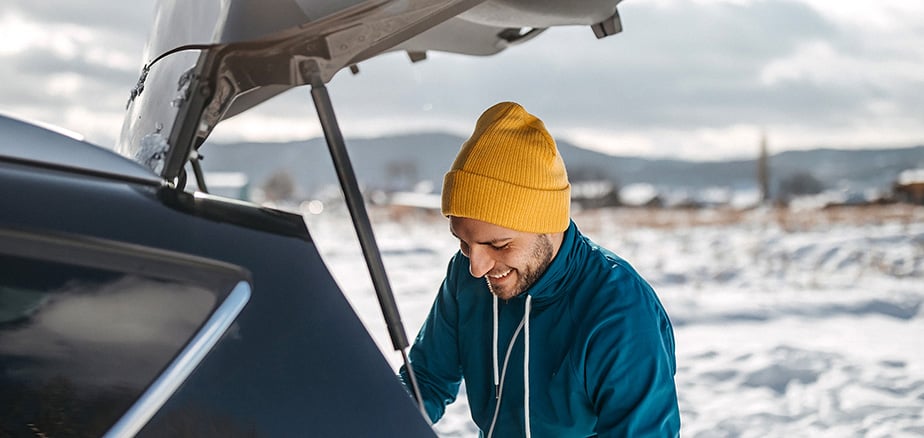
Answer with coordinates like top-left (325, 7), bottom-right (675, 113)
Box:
top-left (0, 229), bottom-right (249, 437)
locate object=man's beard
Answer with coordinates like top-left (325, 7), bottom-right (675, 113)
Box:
top-left (487, 234), bottom-right (554, 299)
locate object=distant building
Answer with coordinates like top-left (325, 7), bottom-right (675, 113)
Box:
top-left (571, 179), bottom-right (621, 209)
top-left (894, 169), bottom-right (924, 204)
top-left (203, 172), bottom-right (250, 200)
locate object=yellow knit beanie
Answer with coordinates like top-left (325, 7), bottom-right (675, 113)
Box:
top-left (442, 102), bottom-right (571, 234)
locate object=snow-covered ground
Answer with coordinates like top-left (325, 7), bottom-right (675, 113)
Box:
top-left (305, 205), bottom-right (924, 437)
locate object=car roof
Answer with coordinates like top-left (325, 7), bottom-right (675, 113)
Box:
top-left (0, 113), bottom-right (162, 186)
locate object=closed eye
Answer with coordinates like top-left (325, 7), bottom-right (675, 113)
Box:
top-left (459, 240), bottom-right (470, 256)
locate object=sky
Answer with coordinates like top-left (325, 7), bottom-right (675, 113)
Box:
top-left (1, 0), bottom-right (923, 160)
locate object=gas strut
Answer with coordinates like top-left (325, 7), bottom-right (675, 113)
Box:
top-left (310, 80), bottom-right (427, 418)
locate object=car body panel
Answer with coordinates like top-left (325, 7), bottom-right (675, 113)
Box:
top-left (0, 119), bottom-right (435, 436)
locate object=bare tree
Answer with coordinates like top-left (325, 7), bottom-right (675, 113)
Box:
top-left (757, 131), bottom-right (770, 203)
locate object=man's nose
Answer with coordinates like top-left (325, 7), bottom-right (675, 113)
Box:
top-left (468, 245), bottom-right (494, 278)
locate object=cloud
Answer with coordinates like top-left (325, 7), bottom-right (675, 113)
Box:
top-left (1, 0), bottom-right (922, 159)
top-left (0, 4), bottom-right (147, 146)
top-left (3, 0), bottom-right (154, 36)
top-left (311, 0), bottom-right (923, 157)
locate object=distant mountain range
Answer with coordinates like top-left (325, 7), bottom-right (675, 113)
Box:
top-left (198, 133), bottom-right (924, 199)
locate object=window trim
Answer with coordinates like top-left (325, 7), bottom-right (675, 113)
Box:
top-left (0, 227), bottom-right (250, 296)
top-left (103, 280), bottom-right (251, 438)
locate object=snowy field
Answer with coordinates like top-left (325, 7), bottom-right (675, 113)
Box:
top-left (305, 204), bottom-right (924, 437)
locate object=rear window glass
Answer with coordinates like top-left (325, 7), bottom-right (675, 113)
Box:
top-left (0, 231), bottom-right (246, 437)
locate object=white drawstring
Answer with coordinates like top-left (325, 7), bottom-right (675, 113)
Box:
top-left (493, 295), bottom-right (499, 398)
top-left (486, 295), bottom-right (532, 438)
top-left (524, 295), bottom-right (532, 438)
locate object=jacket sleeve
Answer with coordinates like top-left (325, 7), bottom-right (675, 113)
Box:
top-left (399, 255), bottom-right (464, 423)
top-left (584, 275), bottom-right (681, 437)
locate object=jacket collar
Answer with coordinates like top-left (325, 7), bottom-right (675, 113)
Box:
top-left (519, 220), bottom-right (585, 306)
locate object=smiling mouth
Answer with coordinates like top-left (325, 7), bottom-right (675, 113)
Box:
top-left (488, 269), bottom-right (512, 280)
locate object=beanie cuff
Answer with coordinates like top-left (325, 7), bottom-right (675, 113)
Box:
top-left (442, 169), bottom-right (570, 234)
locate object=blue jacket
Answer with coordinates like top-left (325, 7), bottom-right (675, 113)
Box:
top-left (401, 221), bottom-right (680, 437)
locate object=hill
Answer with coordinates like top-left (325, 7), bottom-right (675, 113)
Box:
top-left (198, 134), bottom-right (924, 200)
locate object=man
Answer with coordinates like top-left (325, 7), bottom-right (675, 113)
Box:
top-left (400, 102), bottom-right (680, 437)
